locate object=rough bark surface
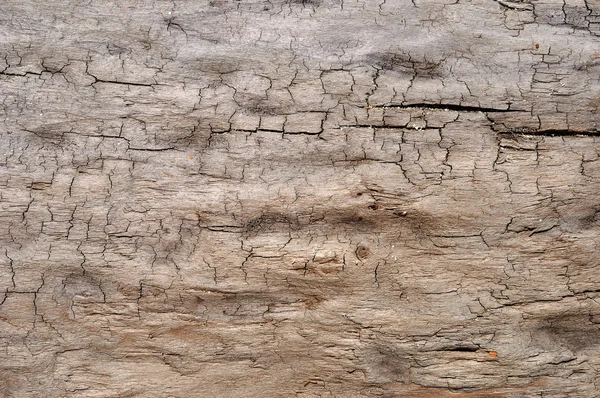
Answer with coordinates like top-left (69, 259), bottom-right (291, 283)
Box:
top-left (1, 0), bottom-right (600, 397)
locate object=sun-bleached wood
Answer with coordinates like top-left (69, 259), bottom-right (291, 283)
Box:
top-left (1, 0), bottom-right (600, 396)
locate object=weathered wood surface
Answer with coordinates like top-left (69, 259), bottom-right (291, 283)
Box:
top-left (2, 0), bottom-right (600, 396)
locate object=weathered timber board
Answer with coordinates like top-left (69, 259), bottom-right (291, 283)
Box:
top-left (1, 0), bottom-right (600, 397)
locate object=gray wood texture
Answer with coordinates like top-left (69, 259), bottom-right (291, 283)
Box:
top-left (2, 0), bottom-right (600, 396)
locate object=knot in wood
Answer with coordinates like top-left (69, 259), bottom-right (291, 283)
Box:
top-left (356, 245), bottom-right (370, 260)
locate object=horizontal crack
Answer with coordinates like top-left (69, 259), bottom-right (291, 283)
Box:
top-left (364, 103), bottom-right (519, 113)
top-left (498, 129), bottom-right (600, 137)
top-left (435, 346), bottom-right (480, 353)
top-left (339, 124), bottom-right (416, 129)
top-left (493, 0), bottom-right (534, 11)
top-left (128, 147), bottom-right (175, 151)
top-left (93, 79), bottom-right (156, 87)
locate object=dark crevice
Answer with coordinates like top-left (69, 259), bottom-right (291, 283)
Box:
top-left (493, 0), bottom-right (534, 11)
top-left (93, 79), bottom-right (155, 87)
top-left (497, 129), bottom-right (600, 136)
top-left (340, 124), bottom-right (414, 129)
top-left (437, 345), bottom-right (480, 352)
top-left (0, 71), bottom-right (43, 78)
top-left (128, 147), bottom-right (175, 151)
top-left (363, 103), bottom-right (519, 113)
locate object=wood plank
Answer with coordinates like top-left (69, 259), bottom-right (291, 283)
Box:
top-left (1, 0), bottom-right (599, 396)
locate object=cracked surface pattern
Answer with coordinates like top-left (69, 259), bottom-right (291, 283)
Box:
top-left (1, 0), bottom-right (600, 397)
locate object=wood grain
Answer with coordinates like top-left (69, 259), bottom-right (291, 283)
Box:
top-left (1, 0), bottom-right (600, 396)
